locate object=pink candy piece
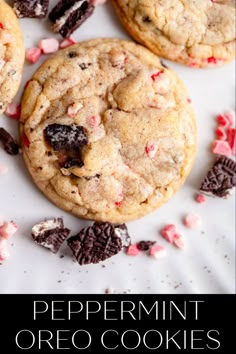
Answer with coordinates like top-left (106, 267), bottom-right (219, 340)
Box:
top-left (173, 234), bottom-right (185, 249)
top-left (0, 221), bottom-right (18, 239)
top-left (126, 244), bottom-right (141, 256)
top-left (0, 165), bottom-right (8, 175)
top-left (145, 143), bottom-right (158, 158)
top-left (88, 115), bottom-right (100, 128)
top-left (149, 245), bottom-right (167, 259)
top-left (224, 111), bottom-right (235, 127)
top-left (195, 194), bottom-right (206, 204)
top-left (60, 37), bottom-right (76, 49)
top-left (215, 126), bottom-right (227, 140)
top-left (187, 98), bottom-right (192, 104)
top-left (217, 112), bottom-right (235, 127)
top-left (0, 238), bottom-right (9, 261)
top-left (212, 140), bottom-right (232, 157)
top-left (26, 47), bottom-right (41, 64)
top-left (160, 224), bottom-right (177, 243)
top-left (5, 102), bottom-right (21, 119)
top-left (227, 128), bottom-right (236, 155)
top-left (0, 59), bottom-right (6, 70)
top-left (184, 213), bottom-right (201, 229)
top-left (38, 38), bottom-right (59, 54)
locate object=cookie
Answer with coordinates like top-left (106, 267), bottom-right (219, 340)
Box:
top-left (0, 0), bottom-right (24, 115)
top-left (20, 38), bottom-right (196, 223)
top-left (112, 0), bottom-right (235, 68)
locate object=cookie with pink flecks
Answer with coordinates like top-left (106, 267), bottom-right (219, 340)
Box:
top-left (20, 39), bottom-right (196, 223)
top-left (0, 0), bottom-right (24, 115)
top-left (112, 0), bottom-right (235, 68)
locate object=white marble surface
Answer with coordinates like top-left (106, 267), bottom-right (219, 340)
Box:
top-left (0, 0), bottom-right (235, 294)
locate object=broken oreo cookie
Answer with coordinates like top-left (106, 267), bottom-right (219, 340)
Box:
top-left (49, 0), bottom-right (95, 38)
top-left (67, 222), bottom-right (130, 265)
top-left (44, 124), bottom-right (88, 151)
top-left (13, 0), bottom-right (49, 18)
top-left (0, 127), bottom-right (19, 155)
top-left (200, 156), bottom-right (236, 198)
top-left (32, 218), bottom-right (70, 253)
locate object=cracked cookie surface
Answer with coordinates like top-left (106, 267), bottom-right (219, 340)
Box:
top-left (112, 0), bottom-right (235, 68)
top-left (20, 38), bottom-right (196, 222)
top-left (0, 0), bottom-right (24, 115)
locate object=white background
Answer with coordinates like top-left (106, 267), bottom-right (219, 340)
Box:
top-left (0, 0), bottom-right (235, 294)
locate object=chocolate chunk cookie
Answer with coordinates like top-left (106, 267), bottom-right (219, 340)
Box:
top-left (20, 39), bottom-right (196, 222)
top-left (0, 0), bottom-right (24, 115)
top-left (112, 0), bottom-right (235, 68)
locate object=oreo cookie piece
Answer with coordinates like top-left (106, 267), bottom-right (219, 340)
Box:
top-left (0, 127), bottom-right (19, 155)
top-left (32, 218), bottom-right (70, 253)
top-left (67, 222), bottom-right (130, 265)
top-left (44, 124), bottom-right (88, 151)
top-left (49, 0), bottom-right (95, 38)
top-left (13, 0), bottom-right (49, 18)
top-left (200, 156), bottom-right (236, 198)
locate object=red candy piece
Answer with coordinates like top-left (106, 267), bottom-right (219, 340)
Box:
top-left (215, 126), bottom-right (227, 140)
top-left (0, 221), bottom-right (18, 239)
top-left (151, 70), bottom-right (163, 81)
top-left (149, 245), bottom-right (166, 259)
top-left (22, 133), bottom-right (30, 147)
top-left (26, 47), bottom-right (41, 64)
top-left (5, 102), bottom-right (21, 119)
top-left (224, 111), bottom-right (235, 127)
top-left (212, 140), bottom-right (232, 156)
top-left (0, 23), bottom-right (4, 29)
top-left (173, 234), bottom-right (185, 249)
top-left (207, 57), bottom-right (218, 64)
top-left (126, 244), bottom-right (141, 256)
top-left (38, 38), bottom-right (59, 54)
top-left (227, 128), bottom-right (236, 155)
top-left (216, 114), bottom-right (228, 127)
top-left (196, 194), bottom-right (206, 204)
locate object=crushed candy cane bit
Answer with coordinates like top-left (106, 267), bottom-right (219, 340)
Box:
top-left (0, 221), bottom-right (18, 239)
top-left (184, 213), bottom-right (201, 229)
top-left (227, 128), bottom-right (236, 155)
top-left (5, 102), bottom-right (21, 119)
top-left (149, 245), bottom-right (167, 259)
top-left (126, 244), bottom-right (141, 256)
top-left (160, 224), bottom-right (177, 243)
top-left (26, 47), bottom-right (41, 64)
top-left (88, 115), bottom-right (100, 128)
top-left (22, 133), bottom-right (30, 147)
top-left (215, 127), bottom-right (227, 140)
top-left (212, 140), bottom-right (232, 157)
top-left (173, 234), bottom-right (185, 249)
top-left (0, 59), bottom-right (6, 70)
top-left (67, 102), bottom-right (83, 117)
top-left (38, 38), bottom-right (59, 54)
top-left (145, 143), bottom-right (158, 158)
top-left (60, 37), bottom-right (76, 49)
top-left (150, 70), bottom-right (163, 81)
top-left (195, 194), bottom-right (206, 204)
top-left (0, 238), bottom-right (10, 261)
